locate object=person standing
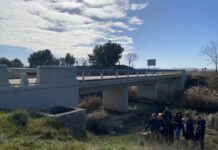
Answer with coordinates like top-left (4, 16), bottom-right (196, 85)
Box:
top-left (163, 107), bottom-right (174, 143)
top-left (157, 113), bottom-right (166, 141)
top-left (194, 116), bottom-right (206, 150)
top-left (173, 112), bottom-right (183, 140)
top-left (145, 113), bottom-right (160, 142)
top-left (182, 113), bottom-right (194, 145)
top-left (163, 107), bottom-right (173, 121)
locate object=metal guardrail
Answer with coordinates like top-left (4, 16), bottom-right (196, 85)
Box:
top-left (8, 68), bottom-right (184, 81)
top-left (8, 68), bottom-right (183, 74)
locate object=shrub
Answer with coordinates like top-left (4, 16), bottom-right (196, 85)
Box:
top-left (208, 75), bottom-right (218, 91)
top-left (187, 71), bottom-right (218, 90)
top-left (184, 86), bottom-right (218, 110)
top-left (207, 113), bottom-right (218, 131)
top-left (39, 128), bottom-right (58, 139)
top-left (86, 111), bottom-right (109, 134)
top-left (9, 110), bottom-right (29, 127)
top-left (79, 96), bottom-right (102, 113)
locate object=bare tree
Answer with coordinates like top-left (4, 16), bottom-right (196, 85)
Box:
top-left (80, 58), bottom-right (88, 66)
top-left (125, 53), bottom-right (138, 67)
top-left (202, 41), bottom-right (218, 72)
top-left (77, 57), bottom-right (88, 66)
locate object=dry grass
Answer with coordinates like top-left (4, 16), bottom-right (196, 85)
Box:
top-left (188, 71), bottom-right (218, 90)
top-left (206, 113), bottom-right (218, 131)
top-left (86, 111), bottom-right (109, 134)
top-left (184, 86), bottom-right (218, 110)
top-left (79, 96), bottom-right (103, 113)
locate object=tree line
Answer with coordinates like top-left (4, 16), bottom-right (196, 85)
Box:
top-left (0, 41), bottom-right (138, 68)
top-left (0, 58), bottom-right (23, 67)
top-left (1, 40), bottom-right (218, 72)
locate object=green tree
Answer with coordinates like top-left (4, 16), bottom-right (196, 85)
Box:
top-left (0, 57), bottom-right (11, 67)
top-left (28, 49), bottom-right (60, 67)
top-left (11, 58), bottom-right (23, 67)
top-left (88, 41), bottom-right (124, 66)
top-left (65, 53), bottom-right (75, 66)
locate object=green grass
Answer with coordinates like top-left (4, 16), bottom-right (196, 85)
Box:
top-left (0, 110), bottom-right (217, 150)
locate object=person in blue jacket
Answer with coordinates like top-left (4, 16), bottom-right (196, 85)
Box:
top-left (173, 111), bottom-right (183, 140)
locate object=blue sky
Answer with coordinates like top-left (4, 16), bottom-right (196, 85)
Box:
top-left (0, 0), bottom-right (218, 69)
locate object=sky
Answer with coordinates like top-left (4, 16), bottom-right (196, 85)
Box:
top-left (0, 0), bottom-right (218, 69)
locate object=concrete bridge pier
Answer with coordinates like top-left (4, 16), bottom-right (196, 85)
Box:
top-left (103, 87), bottom-right (128, 112)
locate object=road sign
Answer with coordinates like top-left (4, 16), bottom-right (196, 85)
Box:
top-left (147, 59), bottom-right (156, 66)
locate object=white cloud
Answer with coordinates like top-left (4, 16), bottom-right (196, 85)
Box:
top-left (0, 0), bottom-right (148, 58)
top-left (128, 16), bottom-right (144, 25)
top-left (130, 1), bottom-right (149, 11)
top-left (81, 0), bottom-right (116, 7)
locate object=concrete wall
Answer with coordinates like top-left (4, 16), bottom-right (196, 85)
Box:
top-left (37, 66), bottom-right (77, 85)
top-left (0, 66), bottom-right (79, 110)
top-left (42, 107), bottom-right (86, 133)
top-left (0, 65), bottom-right (10, 87)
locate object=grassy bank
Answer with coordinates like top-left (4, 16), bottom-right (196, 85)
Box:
top-left (0, 107), bottom-right (217, 150)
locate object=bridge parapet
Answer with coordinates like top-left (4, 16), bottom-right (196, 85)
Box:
top-left (7, 67), bottom-right (186, 88)
top-left (37, 66), bottom-right (77, 85)
top-left (0, 66), bottom-right (79, 110)
top-left (0, 65), bottom-right (10, 88)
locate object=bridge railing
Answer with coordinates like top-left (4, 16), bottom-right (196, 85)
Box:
top-left (76, 69), bottom-right (183, 81)
top-left (8, 67), bottom-right (184, 83)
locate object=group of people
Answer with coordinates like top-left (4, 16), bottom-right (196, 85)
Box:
top-left (144, 107), bottom-right (206, 150)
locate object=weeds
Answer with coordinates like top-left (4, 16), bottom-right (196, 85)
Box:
top-left (86, 111), bottom-right (109, 134)
top-left (79, 96), bottom-right (102, 113)
top-left (9, 110), bottom-right (29, 127)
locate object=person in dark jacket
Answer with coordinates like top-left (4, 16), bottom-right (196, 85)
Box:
top-left (173, 111), bottom-right (183, 140)
top-left (194, 116), bottom-right (206, 150)
top-left (163, 107), bottom-right (173, 121)
top-left (182, 113), bottom-right (194, 145)
top-left (162, 107), bottom-right (174, 143)
top-left (145, 113), bottom-right (160, 142)
top-left (165, 118), bottom-right (174, 143)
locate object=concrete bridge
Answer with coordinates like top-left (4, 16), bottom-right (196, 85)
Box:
top-left (0, 65), bottom-right (186, 112)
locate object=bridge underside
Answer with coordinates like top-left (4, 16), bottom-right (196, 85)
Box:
top-left (103, 87), bottom-right (128, 112)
